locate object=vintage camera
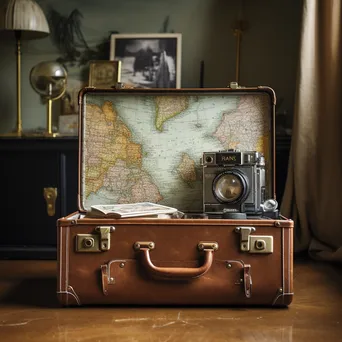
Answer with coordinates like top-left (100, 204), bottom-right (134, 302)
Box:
top-left (202, 150), bottom-right (266, 218)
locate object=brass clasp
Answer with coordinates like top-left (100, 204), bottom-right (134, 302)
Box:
top-left (76, 226), bottom-right (115, 252)
top-left (235, 227), bottom-right (273, 254)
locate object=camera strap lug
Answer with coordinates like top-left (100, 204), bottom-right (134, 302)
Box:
top-left (235, 227), bottom-right (273, 254)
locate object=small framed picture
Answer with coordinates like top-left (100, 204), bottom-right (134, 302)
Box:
top-left (110, 33), bottom-right (182, 88)
top-left (88, 60), bottom-right (121, 88)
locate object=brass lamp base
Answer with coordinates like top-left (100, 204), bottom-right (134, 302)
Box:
top-left (43, 132), bottom-right (60, 138)
top-left (0, 131), bottom-right (23, 137)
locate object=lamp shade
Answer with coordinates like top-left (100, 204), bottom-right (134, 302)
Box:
top-left (0, 0), bottom-right (50, 39)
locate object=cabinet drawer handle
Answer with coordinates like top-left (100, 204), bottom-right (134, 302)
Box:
top-left (44, 187), bottom-right (58, 216)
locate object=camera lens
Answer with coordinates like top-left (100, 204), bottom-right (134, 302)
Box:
top-left (206, 156), bottom-right (213, 163)
top-left (212, 170), bottom-right (249, 203)
top-left (214, 174), bottom-right (242, 202)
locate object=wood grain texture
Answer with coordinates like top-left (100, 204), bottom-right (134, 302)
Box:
top-left (0, 258), bottom-right (341, 341)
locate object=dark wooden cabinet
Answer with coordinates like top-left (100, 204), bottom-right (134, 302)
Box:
top-left (0, 137), bottom-right (78, 259)
top-left (0, 135), bottom-right (291, 260)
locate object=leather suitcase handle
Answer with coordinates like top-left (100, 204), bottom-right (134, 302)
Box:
top-left (140, 249), bottom-right (214, 280)
top-left (101, 256), bottom-right (253, 298)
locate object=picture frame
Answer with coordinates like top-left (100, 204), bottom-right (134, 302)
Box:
top-left (110, 33), bottom-right (182, 89)
top-left (88, 60), bottom-right (122, 88)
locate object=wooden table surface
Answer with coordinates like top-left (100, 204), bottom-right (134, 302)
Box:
top-left (0, 257), bottom-right (341, 342)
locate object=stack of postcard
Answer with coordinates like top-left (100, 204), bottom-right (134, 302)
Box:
top-left (85, 202), bottom-right (178, 219)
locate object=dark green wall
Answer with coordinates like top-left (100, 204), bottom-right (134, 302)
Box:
top-left (0, 0), bottom-right (301, 134)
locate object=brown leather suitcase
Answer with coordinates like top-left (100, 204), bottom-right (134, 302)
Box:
top-left (57, 85), bottom-right (294, 306)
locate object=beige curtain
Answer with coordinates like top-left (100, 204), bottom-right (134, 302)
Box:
top-left (281, 0), bottom-right (342, 262)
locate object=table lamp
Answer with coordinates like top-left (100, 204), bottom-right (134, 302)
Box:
top-left (0, 0), bottom-right (50, 136)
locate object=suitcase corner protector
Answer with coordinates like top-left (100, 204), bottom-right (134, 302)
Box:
top-left (57, 288), bottom-right (81, 307)
top-left (272, 292), bottom-right (294, 307)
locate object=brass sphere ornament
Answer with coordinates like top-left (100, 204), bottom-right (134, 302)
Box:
top-left (30, 61), bottom-right (67, 137)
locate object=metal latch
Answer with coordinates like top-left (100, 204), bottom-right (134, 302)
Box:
top-left (235, 227), bottom-right (273, 253)
top-left (76, 226), bottom-right (115, 252)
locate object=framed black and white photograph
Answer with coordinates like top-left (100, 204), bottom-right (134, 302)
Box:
top-left (110, 33), bottom-right (182, 88)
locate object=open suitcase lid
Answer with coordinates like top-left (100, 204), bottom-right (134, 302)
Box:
top-left (77, 85), bottom-right (276, 215)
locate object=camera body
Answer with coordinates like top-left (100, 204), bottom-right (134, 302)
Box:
top-left (202, 150), bottom-right (266, 216)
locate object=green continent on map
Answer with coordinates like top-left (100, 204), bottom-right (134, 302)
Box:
top-left (177, 153), bottom-right (197, 185)
top-left (84, 101), bottom-right (162, 203)
top-left (154, 96), bottom-right (189, 131)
